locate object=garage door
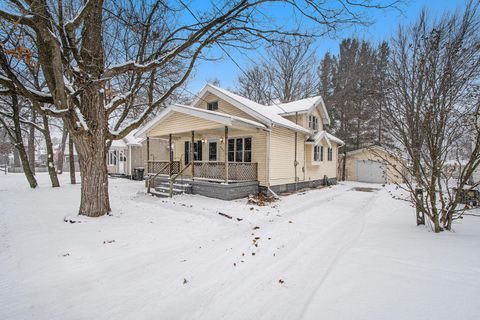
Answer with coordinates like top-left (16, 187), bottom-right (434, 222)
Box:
top-left (356, 160), bottom-right (386, 183)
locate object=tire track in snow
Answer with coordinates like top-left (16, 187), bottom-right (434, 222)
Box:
top-left (188, 187), bottom-right (380, 320)
top-left (297, 189), bottom-right (381, 319)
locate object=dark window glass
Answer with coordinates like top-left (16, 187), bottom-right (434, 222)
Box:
top-left (244, 151), bottom-right (252, 162)
top-left (228, 139), bottom-right (235, 162)
top-left (207, 101), bottom-right (218, 110)
top-left (184, 141), bottom-right (190, 164)
top-left (209, 142), bottom-right (217, 161)
top-left (320, 146), bottom-right (324, 161)
top-left (235, 139), bottom-right (243, 162)
top-left (244, 137), bottom-right (252, 151)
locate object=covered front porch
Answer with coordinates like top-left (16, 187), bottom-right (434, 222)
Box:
top-left (146, 126), bottom-right (258, 183)
top-left (135, 104), bottom-right (267, 198)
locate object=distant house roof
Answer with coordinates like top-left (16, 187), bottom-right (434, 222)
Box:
top-left (346, 145), bottom-right (391, 156)
top-left (110, 129), bottom-right (142, 148)
top-left (135, 103), bottom-right (267, 138)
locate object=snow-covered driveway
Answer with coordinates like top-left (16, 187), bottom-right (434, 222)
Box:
top-left (1, 174), bottom-right (479, 320)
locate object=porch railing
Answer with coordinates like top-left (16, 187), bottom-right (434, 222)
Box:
top-left (193, 161), bottom-right (257, 182)
top-left (147, 160), bottom-right (180, 175)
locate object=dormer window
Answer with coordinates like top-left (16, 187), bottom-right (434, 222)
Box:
top-left (308, 115), bottom-right (319, 130)
top-left (207, 101), bottom-right (218, 111)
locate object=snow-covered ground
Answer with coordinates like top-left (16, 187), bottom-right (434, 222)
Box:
top-left (1, 173), bottom-right (479, 320)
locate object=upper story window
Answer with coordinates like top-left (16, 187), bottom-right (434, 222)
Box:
top-left (308, 115), bottom-right (319, 130)
top-left (314, 145), bottom-right (323, 162)
top-left (207, 101), bottom-right (219, 111)
top-left (327, 148), bottom-right (333, 161)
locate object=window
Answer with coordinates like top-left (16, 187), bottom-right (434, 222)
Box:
top-left (208, 141), bottom-right (218, 161)
top-left (207, 101), bottom-right (218, 111)
top-left (308, 115), bottom-right (319, 130)
top-left (327, 148), bottom-right (333, 161)
top-left (107, 150), bottom-right (117, 165)
top-left (184, 140), bottom-right (202, 164)
top-left (314, 146), bottom-right (324, 162)
top-left (228, 137), bottom-right (252, 162)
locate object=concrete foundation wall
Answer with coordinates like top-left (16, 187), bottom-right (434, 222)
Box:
top-left (260, 177), bottom-right (337, 196)
top-left (192, 180), bottom-right (259, 200)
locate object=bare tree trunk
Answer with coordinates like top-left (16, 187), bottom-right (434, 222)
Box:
top-left (27, 109), bottom-right (36, 174)
top-left (341, 148), bottom-right (347, 181)
top-left (75, 134), bottom-right (110, 216)
top-left (42, 114), bottom-right (60, 187)
top-left (68, 135), bottom-right (76, 185)
top-left (57, 123), bottom-right (68, 174)
top-left (12, 97), bottom-right (37, 188)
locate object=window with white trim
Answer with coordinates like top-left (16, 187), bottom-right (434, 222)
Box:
top-left (184, 140), bottom-right (202, 164)
top-left (327, 147), bottom-right (333, 161)
top-left (228, 137), bottom-right (252, 162)
top-left (314, 145), bottom-right (324, 162)
top-left (308, 115), bottom-right (319, 130)
top-left (207, 101), bottom-right (218, 111)
top-left (107, 150), bottom-right (117, 165)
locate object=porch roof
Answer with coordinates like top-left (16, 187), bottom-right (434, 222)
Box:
top-left (135, 103), bottom-right (266, 138)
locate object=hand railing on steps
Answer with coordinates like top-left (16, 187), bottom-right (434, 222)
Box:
top-left (168, 154), bottom-right (191, 197)
top-left (146, 162), bottom-right (170, 194)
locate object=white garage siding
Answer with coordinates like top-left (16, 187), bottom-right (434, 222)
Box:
top-left (356, 160), bottom-right (387, 184)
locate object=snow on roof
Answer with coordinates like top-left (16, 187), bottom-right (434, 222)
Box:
top-left (111, 129), bottom-right (142, 149)
top-left (195, 84), bottom-right (312, 135)
top-left (271, 96), bottom-right (319, 113)
top-left (308, 130), bottom-right (345, 147)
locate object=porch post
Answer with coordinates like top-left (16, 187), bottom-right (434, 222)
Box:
top-left (169, 134), bottom-right (173, 176)
top-left (191, 130), bottom-right (195, 178)
top-left (224, 126), bottom-right (229, 183)
top-left (146, 137), bottom-right (150, 173)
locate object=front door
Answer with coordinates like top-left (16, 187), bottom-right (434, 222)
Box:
top-left (118, 150), bottom-right (126, 174)
top-left (208, 141), bottom-right (218, 161)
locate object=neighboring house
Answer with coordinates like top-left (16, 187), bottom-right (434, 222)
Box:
top-left (339, 145), bottom-right (405, 184)
top-left (54, 144), bottom-right (80, 172)
top-left (107, 130), bottom-right (168, 177)
top-left (135, 84), bottom-right (344, 199)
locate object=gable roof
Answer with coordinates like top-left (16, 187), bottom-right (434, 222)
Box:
top-left (269, 96), bottom-right (330, 125)
top-left (192, 84), bottom-right (313, 134)
top-left (307, 130), bottom-right (344, 147)
top-left (135, 103), bottom-right (266, 138)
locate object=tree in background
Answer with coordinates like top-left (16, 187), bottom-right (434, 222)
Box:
top-left (381, 2), bottom-right (480, 232)
top-left (236, 36), bottom-right (318, 104)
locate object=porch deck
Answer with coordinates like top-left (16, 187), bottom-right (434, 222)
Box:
top-left (147, 160), bottom-right (258, 182)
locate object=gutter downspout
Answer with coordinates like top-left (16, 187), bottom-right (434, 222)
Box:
top-left (294, 112), bottom-right (298, 191)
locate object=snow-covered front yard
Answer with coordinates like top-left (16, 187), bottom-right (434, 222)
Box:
top-left (1, 173), bottom-right (479, 320)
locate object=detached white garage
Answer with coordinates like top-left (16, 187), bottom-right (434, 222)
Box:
top-left (339, 146), bottom-right (405, 184)
top-left (356, 160), bottom-right (386, 183)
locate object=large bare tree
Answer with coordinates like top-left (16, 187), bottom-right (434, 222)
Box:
top-left (0, 0), bottom-right (398, 217)
top-left (381, 2), bottom-right (480, 232)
